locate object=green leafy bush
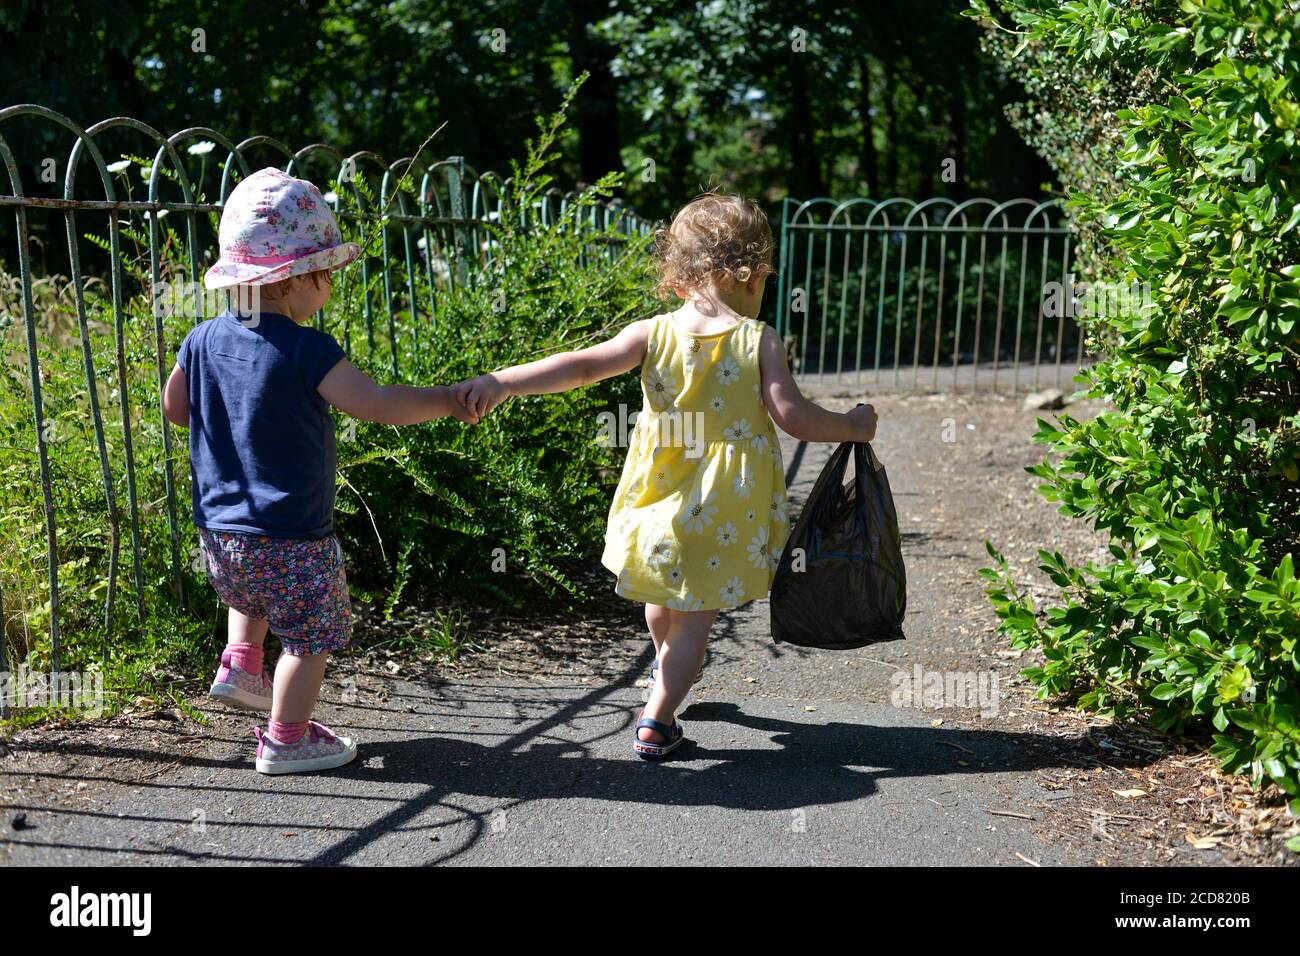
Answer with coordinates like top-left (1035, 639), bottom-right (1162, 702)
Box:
top-left (974, 0), bottom-right (1300, 800)
top-left (330, 103), bottom-right (655, 604)
top-left (970, 0), bottom-right (1174, 275)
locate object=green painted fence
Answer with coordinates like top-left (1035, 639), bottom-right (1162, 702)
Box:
top-left (776, 196), bottom-right (1092, 393)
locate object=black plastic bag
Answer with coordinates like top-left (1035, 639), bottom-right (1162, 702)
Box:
top-left (770, 442), bottom-right (906, 648)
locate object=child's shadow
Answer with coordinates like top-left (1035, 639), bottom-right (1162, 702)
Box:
top-left (329, 702), bottom-right (880, 822)
top-left (303, 697), bottom-right (1116, 863)
top-left (672, 699), bottom-right (888, 804)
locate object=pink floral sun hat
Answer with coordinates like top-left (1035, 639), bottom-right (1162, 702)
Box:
top-left (204, 167), bottom-right (361, 289)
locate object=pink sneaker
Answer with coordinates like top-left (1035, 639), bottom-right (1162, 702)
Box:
top-left (208, 650), bottom-right (273, 711)
top-left (254, 721), bottom-right (357, 775)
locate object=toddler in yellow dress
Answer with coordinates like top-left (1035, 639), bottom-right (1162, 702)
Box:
top-left (454, 193), bottom-right (878, 759)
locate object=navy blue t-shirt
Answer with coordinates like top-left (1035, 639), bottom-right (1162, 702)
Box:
top-left (177, 311), bottom-right (346, 539)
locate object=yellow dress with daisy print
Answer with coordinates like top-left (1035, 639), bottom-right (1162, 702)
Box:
top-left (601, 313), bottom-right (790, 611)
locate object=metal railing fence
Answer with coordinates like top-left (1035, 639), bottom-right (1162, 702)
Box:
top-left (0, 104), bottom-right (650, 676)
top-left (776, 196), bottom-right (1092, 393)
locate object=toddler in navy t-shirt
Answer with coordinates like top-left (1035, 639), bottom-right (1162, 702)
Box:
top-left (163, 168), bottom-right (478, 775)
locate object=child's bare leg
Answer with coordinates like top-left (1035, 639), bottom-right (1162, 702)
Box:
top-left (640, 608), bottom-right (717, 742)
top-left (271, 651), bottom-right (329, 724)
top-left (228, 608), bottom-right (268, 648)
top-left (645, 603), bottom-right (671, 657)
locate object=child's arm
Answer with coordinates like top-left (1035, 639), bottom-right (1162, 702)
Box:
top-left (758, 325), bottom-right (877, 442)
top-left (162, 364), bottom-right (190, 428)
top-left (318, 359), bottom-right (479, 425)
top-left (453, 320), bottom-right (651, 418)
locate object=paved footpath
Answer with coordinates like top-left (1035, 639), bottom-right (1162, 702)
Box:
top-left (1, 391), bottom-right (1096, 866)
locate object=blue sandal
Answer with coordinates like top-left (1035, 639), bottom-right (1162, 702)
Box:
top-left (633, 714), bottom-right (686, 760)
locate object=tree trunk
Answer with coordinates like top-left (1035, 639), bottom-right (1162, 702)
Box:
top-left (788, 55), bottom-right (826, 198)
top-left (949, 78), bottom-right (966, 198)
top-left (568, 0), bottom-right (624, 184)
top-left (857, 55), bottom-right (880, 197)
top-left (883, 59), bottom-right (899, 195)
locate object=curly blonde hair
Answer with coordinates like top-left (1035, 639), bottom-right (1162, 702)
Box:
top-left (653, 192), bottom-right (775, 300)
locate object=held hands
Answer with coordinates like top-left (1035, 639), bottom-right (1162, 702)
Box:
top-left (446, 393), bottom-right (482, 425)
top-left (849, 403), bottom-right (878, 443)
top-left (452, 373), bottom-right (510, 420)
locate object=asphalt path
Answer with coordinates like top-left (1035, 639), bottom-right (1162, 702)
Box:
top-left (1, 391), bottom-right (1092, 865)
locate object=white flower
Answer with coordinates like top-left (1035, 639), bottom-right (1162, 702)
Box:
top-left (324, 190), bottom-right (340, 206)
top-left (708, 395), bottom-right (726, 413)
top-left (668, 594), bottom-right (703, 612)
top-left (106, 159), bottom-right (131, 174)
top-left (667, 566), bottom-right (683, 585)
top-left (143, 209), bottom-right (168, 220)
top-left (616, 570), bottom-right (633, 596)
top-left (747, 526), bottom-right (771, 568)
top-left (679, 489), bottom-right (719, 535)
top-left (707, 555), bottom-right (721, 571)
top-left (187, 140), bottom-right (216, 157)
top-left (716, 521), bottom-right (739, 546)
top-left (683, 337), bottom-right (706, 370)
top-left (720, 577), bottom-right (746, 608)
top-left (651, 465), bottom-right (675, 494)
top-left (723, 418), bottom-right (753, 441)
top-left (647, 540), bottom-right (676, 570)
top-left (716, 356), bottom-right (741, 385)
top-left (732, 466), bottom-right (755, 498)
top-left (140, 165), bottom-right (153, 180)
top-left (645, 368), bottom-right (679, 410)
top-left (771, 492), bottom-right (789, 523)
top-left (752, 433), bottom-right (770, 455)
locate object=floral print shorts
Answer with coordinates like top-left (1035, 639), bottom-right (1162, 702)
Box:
top-left (199, 529), bottom-right (352, 656)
